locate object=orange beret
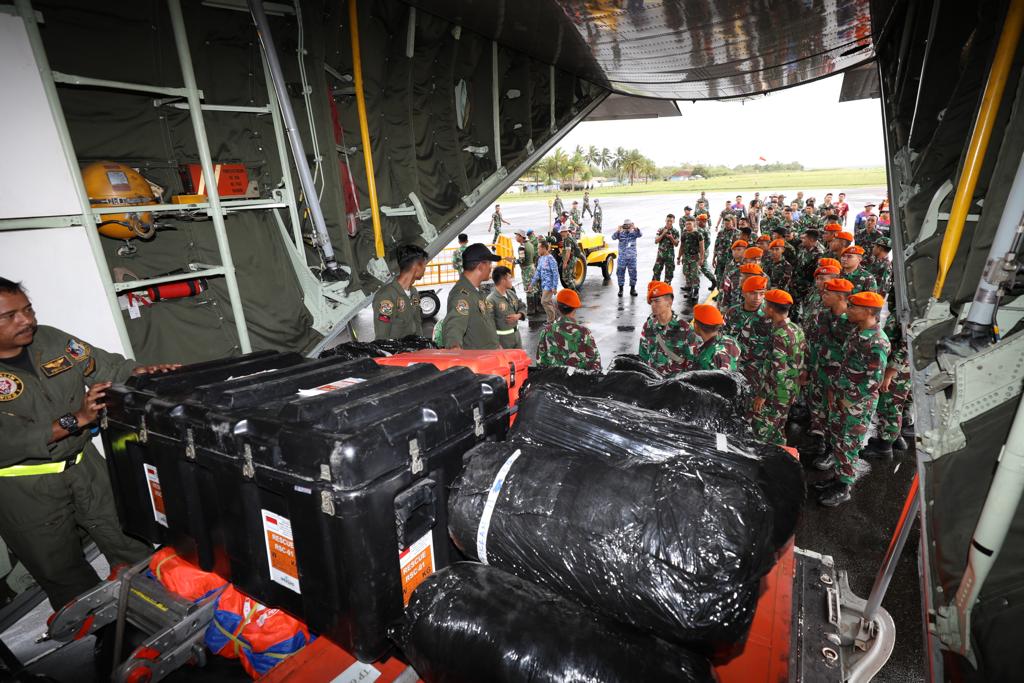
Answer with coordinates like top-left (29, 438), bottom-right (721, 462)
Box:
top-left (743, 247), bottom-right (764, 259)
top-left (842, 245), bottom-right (865, 255)
top-left (824, 223), bottom-right (843, 233)
top-left (835, 231), bottom-right (854, 242)
top-left (849, 291), bottom-right (885, 308)
top-left (731, 240), bottom-right (749, 249)
top-left (693, 304), bottom-right (724, 326)
top-left (765, 289), bottom-right (793, 305)
top-left (815, 265), bottom-right (842, 277)
top-left (739, 263), bottom-right (764, 275)
top-left (825, 278), bottom-right (854, 292)
top-left (756, 234), bottom-right (771, 243)
top-left (818, 257), bottom-right (841, 269)
top-left (742, 275), bottom-right (769, 292)
top-left (556, 289), bottom-right (581, 308)
top-left (647, 281), bottom-right (673, 303)
top-left (769, 239), bottom-right (787, 249)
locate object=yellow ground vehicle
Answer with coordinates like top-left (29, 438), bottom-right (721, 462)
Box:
top-left (552, 230), bottom-right (617, 289)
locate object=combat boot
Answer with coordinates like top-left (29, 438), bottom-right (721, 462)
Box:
top-left (812, 475), bottom-right (840, 491)
top-left (819, 482), bottom-right (852, 507)
top-left (799, 432), bottom-right (826, 460)
top-left (812, 452), bottom-right (836, 471)
top-left (630, 286), bottom-right (638, 297)
top-left (618, 286), bottom-right (624, 297)
top-left (861, 437), bottom-right (893, 458)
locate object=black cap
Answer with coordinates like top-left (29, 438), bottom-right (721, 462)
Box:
top-left (462, 243), bottom-right (501, 267)
top-left (684, 205), bottom-right (693, 211)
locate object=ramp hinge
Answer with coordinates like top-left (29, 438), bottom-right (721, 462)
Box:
top-left (185, 428), bottom-right (195, 460)
top-left (139, 416), bottom-right (148, 444)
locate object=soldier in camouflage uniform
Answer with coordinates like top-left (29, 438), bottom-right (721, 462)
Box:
top-left (677, 216), bottom-right (705, 300)
top-left (698, 216), bottom-right (717, 287)
top-left (869, 237), bottom-right (894, 300)
top-left (830, 231), bottom-right (854, 259)
top-left (581, 191), bottom-right (592, 218)
top-left (713, 215), bottom-right (739, 283)
top-left (803, 277), bottom-right (854, 463)
top-left (854, 214), bottom-right (883, 249)
top-left (452, 233), bottom-right (469, 274)
top-left (487, 266), bottom-right (526, 349)
top-left (568, 202), bottom-right (583, 234)
top-left (760, 205), bottom-right (782, 237)
top-left (792, 229), bottom-right (827, 308)
top-left (535, 289), bottom-right (602, 371)
top-left (794, 191), bottom-right (805, 209)
top-left (861, 314), bottom-right (911, 458)
top-left (715, 200), bottom-right (735, 230)
top-left (652, 214), bottom-right (680, 283)
top-left (766, 239), bottom-right (794, 290)
top-left (721, 261), bottom-right (762, 311)
top-left (840, 246), bottom-right (878, 293)
top-left (591, 199), bottom-right (603, 232)
top-left (558, 224), bottom-right (584, 290)
top-left (638, 281), bottom-right (698, 376)
top-left (800, 261), bottom-right (842, 334)
top-left (819, 291), bottom-right (890, 507)
top-left (797, 204), bottom-right (824, 236)
top-left (552, 194), bottom-right (564, 217)
top-left (490, 204), bottom-right (511, 243)
top-left (724, 275), bottom-right (772, 398)
top-left (752, 289), bottom-right (806, 445)
top-left (373, 245), bottom-right (427, 340)
top-left (691, 303), bottom-right (741, 371)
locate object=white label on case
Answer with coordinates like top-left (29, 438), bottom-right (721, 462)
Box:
top-left (143, 463), bottom-right (168, 527)
top-left (261, 509), bottom-right (300, 593)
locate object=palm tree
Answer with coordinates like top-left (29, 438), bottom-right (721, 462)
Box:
top-left (567, 152), bottom-right (588, 188)
top-left (599, 147), bottom-right (611, 169)
top-left (585, 145), bottom-right (600, 167)
top-left (621, 149), bottom-right (644, 185)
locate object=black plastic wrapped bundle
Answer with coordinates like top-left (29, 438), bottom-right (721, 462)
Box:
top-left (673, 369), bottom-right (751, 406)
top-left (320, 335), bottom-right (437, 359)
top-left (606, 353), bottom-right (661, 378)
top-left (513, 385), bottom-right (803, 547)
top-left (520, 365), bottom-right (748, 434)
top-left (392, 563), bottom-right (715, 683)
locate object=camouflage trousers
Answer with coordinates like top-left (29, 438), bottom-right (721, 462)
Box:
top-left (592, 217), bottom-right (602, 232)
top-left (680, 257), bottom-right (702, 287)
top-left (652, 256), bottom-right (675, 282)
top-left (876, 370), bottom-right (912, 442)
top-left (832, 397), bottom-right (879, 484)
top-left (492, 227), bottom-right (502, 243)
top-left (752, 401), bottom-right (791, 446)
top-left (561, 263), bottom-right (577, 290)
top-left (701, 260), bottom-right (716, 286)
top-left (806, 368), bottom-right (831, 435)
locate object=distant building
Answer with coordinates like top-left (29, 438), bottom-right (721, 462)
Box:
top-left (669, 169), bottom-right (693, 181)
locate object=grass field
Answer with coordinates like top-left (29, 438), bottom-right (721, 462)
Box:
top-left (501, 167), bottom-right (886, 202)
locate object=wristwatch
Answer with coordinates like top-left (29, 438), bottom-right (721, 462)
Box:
top-left (58, 413), bottom-right (82, 436)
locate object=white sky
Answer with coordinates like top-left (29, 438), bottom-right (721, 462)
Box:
top-left (555, 74), bottom-right (885, 169)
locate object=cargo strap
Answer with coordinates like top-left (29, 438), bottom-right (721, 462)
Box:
top-left (0, 452), bottom-right (83, 478)
top-left (655, 333), bottom-right (687, 365)
top-left (495, 329), bottom-right (516, 335)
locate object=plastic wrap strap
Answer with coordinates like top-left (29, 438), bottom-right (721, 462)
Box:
top-left (476, 449), bottom-right (521, 564)
top-left (213, 602), bottom-right (262, 658)
top-left (656, 333), bottom-right (686, 364)
top-left (153, 551), bottom-right (178, 582)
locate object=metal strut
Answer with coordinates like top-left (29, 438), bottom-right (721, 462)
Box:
top-left (249, 0), bottom-right (343, 276)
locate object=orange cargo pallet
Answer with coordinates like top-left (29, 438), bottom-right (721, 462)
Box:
top-left (259, 636), bottom-right (418, 682)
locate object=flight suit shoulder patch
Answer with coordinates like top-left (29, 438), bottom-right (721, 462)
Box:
top-left (378, 299), bottom-right (394, 315)
top-left (66, 337), bottom-right (90, 362)
top-left (398, 298), bottom-right (407, 313)
top-left (40, 355), bottom-right (74, 377)
top-left (0, 372), bottom-right (24, 401)
top-left (455, 299), bottom-right (470, 315)
top-left (479, 300), bottom-right (487, 314)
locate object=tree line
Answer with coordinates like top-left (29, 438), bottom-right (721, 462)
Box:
top-left (527, 146), bottom-right (806, 187)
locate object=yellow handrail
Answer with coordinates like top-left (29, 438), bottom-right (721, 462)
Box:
top-left (933, 0), bottom-right (1024, 297)
top-left (348, 0), bottom-right (385, 259)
